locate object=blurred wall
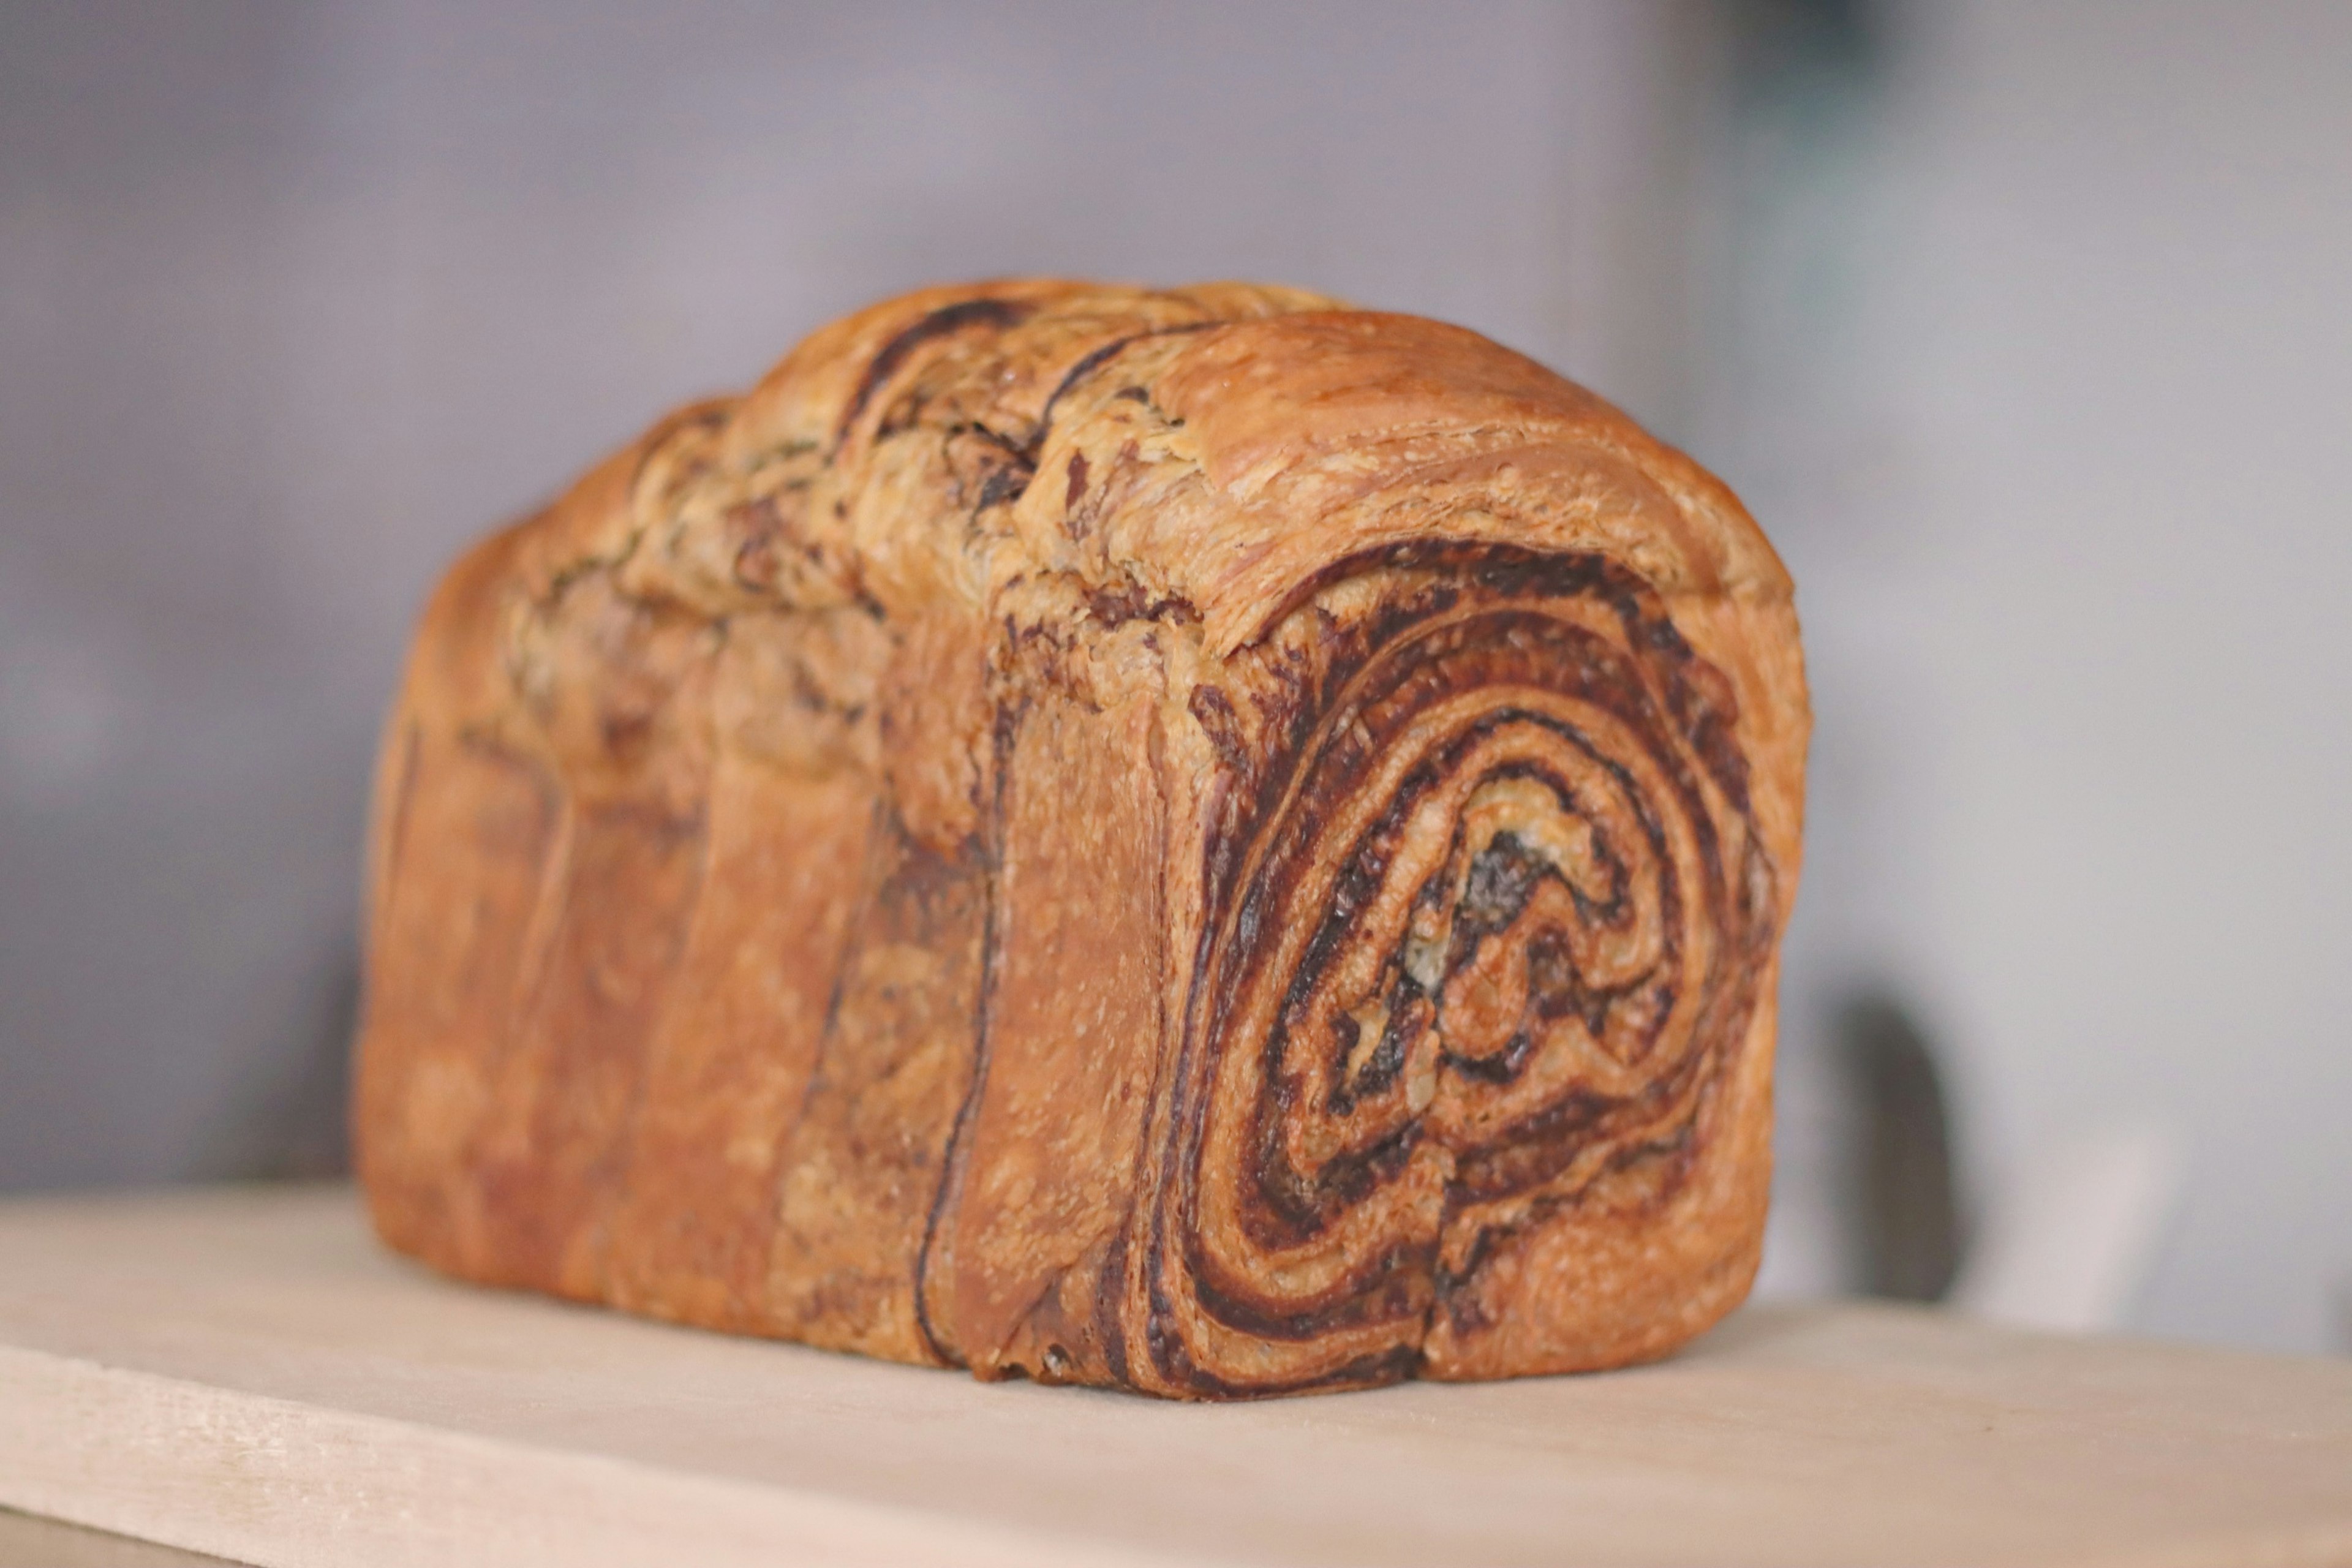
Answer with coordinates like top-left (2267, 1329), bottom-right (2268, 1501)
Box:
top-left (0, 2), bottom-right (1699, 1182)
top-left (1711, 0), bottom-right (2352, 1352)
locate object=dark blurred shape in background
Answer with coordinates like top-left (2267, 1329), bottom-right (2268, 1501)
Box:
top-left (2, 0), bottom-right (2347, 1355)
top-left (1838, 992), bottom-right (1961, 1303)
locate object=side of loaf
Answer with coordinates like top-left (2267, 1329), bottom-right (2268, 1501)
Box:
top-left (356, 280), bottom-right (1809, 1398)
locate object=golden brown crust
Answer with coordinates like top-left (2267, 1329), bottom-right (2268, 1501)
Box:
top-left (356, 280), bottom-right (1809, 1397)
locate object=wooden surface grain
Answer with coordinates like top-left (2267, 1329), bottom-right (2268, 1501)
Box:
top-left (0, 1185), bottom-right (2347, 1568)
top-left (0, 1510), bottom-right (242, 1568)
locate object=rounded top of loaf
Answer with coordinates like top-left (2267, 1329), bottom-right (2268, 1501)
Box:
top-left (512, 280), bottom-right (1790, 657)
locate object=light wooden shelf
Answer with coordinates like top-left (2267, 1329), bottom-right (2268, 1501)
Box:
top-left (0, 1185), bottom-right (2346, 1567)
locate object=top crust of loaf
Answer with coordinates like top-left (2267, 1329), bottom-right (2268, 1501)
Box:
top-left (462, 281), bottom-right (1803, 864)
top-left (526, 281), bottom-right (1790, 622)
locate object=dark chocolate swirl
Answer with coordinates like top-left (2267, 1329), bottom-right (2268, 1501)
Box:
top-left (1149, 549), bottom-right (1777, 1395)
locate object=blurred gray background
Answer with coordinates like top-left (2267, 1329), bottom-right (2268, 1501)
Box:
top-left (2, 1), bottom-right (2346, 1354)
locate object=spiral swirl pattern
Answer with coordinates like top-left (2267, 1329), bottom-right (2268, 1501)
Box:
top-left (1152, 549), bottom-right (1777, 1395)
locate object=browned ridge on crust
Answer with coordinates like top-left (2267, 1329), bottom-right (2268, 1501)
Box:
top-left (356, 279), bottom-right (1810, 1398)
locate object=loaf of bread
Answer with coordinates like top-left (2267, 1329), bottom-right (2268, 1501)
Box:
top-left (356, 281), bottom-right (1808, 1398)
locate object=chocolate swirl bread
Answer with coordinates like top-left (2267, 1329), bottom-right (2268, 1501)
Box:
top-left (356, 281), bottom-right (1809, 1397)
